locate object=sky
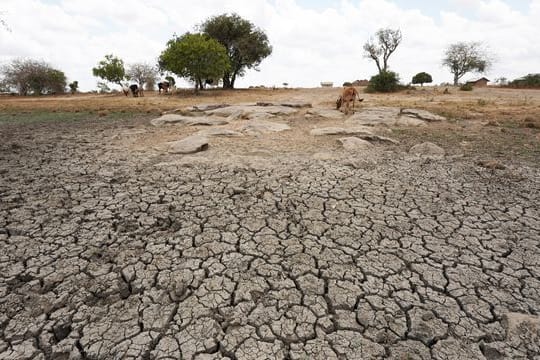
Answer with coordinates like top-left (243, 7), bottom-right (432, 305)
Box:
top-left (1, 0), bottom-right (539, 91)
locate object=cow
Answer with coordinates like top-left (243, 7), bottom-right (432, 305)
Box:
top-left (129, 84), bottom-right (139, 97)
top-left (336, 86), bottom-right (363, 115)
top-left (158, 81), bottom-right (170, 94)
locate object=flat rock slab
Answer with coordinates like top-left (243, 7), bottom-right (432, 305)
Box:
top-left (401, 108), bottom-right (446, 122)
top-left (337, 137), bottom-right (374, 151)
top-left (257, 101), bottom-right (312, 108)
top-left (306, 108), bottom-right (345, 119)
top-left (345, 107), bottom-right (401, 126)
top-left (191, 103), bottom-right (230, 111)
top-left (310, 127), bottom-right (373, 136)
top-left (206, 105), bottom-right (298, 118)
top-left (167, 135), bottom-right (209, 154)
top-left (196, 128), bottom-right (243, 137)
top-left (240, 120), bottom-right (291, 135)
top-left (151, 114), bottom-right (228, 127)
top-left (409, 142), bottom-right (445, 157)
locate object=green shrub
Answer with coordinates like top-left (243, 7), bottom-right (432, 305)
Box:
top-left (460, 83), bottom-right (473, 91)
top-left (365, 71), bottom-right (400, 93)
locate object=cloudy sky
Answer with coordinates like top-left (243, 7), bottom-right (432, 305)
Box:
top-left (1, 0), bottom-right (538, 91)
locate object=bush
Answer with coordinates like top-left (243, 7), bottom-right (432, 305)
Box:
top-left (459, 83), bottom-right (473, 91)
top-left (365, 71), bottom-right (400, 93)
top-left (342, 81), bottom-right (352, 87)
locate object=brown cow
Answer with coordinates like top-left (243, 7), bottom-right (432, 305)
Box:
top-left (336, 87), bottom-right (363, 114)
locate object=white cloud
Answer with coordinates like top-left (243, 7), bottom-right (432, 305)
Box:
top-left (1, 0), bottom-right (538, 91)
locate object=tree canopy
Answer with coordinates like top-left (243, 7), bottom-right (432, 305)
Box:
top-left (442, 42), bottom-right (492, 86)
top-left (363, 28), bottom-right (402, 74)
top-left (159, 33), bottom-right (230, 91)
top-left (92, 54), bottom-right (126, 86)
top-left (1, 58), bottom-right (67, 95)
top-left (412, 72), bottom-right (433, 86)
top-left (200, 13), bottom-right (272, 89)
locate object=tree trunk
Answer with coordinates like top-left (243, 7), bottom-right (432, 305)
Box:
top-left (453, 73), bottom-right (459, 86)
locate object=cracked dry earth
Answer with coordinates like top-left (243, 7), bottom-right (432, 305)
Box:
top-left (1, 114), bottom-right (540, 360)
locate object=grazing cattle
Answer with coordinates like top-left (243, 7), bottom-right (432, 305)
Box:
top-left (122, 84), bottom-right (130, 96)
top-left (336, 86), bottom-right (363, 114)
top-left (129, 84), bottom-right (139, 97)
top-left (158, 81), bottom-right (170, 94)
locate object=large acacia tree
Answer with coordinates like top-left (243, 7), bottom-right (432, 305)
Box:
top-left (442, 42), bottom-right (492, 86)
top-left (200, 13), bottom-right (272, 89)
top-left (159, 33), bottom-right (230, 92)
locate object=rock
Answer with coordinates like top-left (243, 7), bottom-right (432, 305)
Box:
top-left (151, 114), bottom-right (192, 126)
top-left (337, 137), bottom-right (374, 151)
top-left (186, 118), bottom-right (229, 126)
top-left (345, 107), bottom-right (401, 126)
top-left (477, 160), bottom-right (506, 170)
top-left (400, 108), bottom-right (446, 122)
top-left (206, 105), bottom-right (298, 119)
top-left (256, 101), bottom-right (312, 108)
top-left (396, 116), bottom-right (427, 127)
top-left (306, 109), bottom-right (345, 119)
top-left (409, 142), bottom-right (445, 157)
top-left (151, 114), bottom-right (229, 127)
top-left (196, 128), bottom-right (243, 137)
top-left (167, 135), bottom-right (209, 154)
top-left (310, 127), bottom-right (373, 136)
top-left (240, 120), bottom-right (291, 135)
top-left (192, 103), bottom-right (230, 111)
top-left (356, 134), bottom-right (399, 144)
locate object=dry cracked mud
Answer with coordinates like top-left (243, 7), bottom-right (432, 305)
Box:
top-left (1, 112), bottom-right (539, 360)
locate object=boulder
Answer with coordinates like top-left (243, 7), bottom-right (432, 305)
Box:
top-left (409, 142), bottom-right (445, 157)
top-left (167, 135), bottom-right (209, 154)
top-left (337, 137), bottom-right (374, 151)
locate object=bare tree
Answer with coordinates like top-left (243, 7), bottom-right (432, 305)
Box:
top-left (363, 28), bottom-right (402, 74)
top-left (442, 41), bottom-right (493, 86)
top-left (126, 63), bottom-right (158, 90)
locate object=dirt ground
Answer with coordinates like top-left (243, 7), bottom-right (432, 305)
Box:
top-left (0, 87), bottom-right (539, 359)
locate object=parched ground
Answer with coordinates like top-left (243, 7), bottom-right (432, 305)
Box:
top-left (0, 87), bottom-right (539, 359)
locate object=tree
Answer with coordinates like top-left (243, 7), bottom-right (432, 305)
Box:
top-left (1, 59), bottom-right (67, 95)
top-left (363, 28), bottom-right (402, 74)
top-left (442, 42), bottom-right (492, 86)
top-left (68, 81), bottom-right (79, 94)
top-left (412, 72), bottom-right (433, 86)
top-left (126, 63), bottom-right (158, 89)
top-left (92, 54), bottom-right (126, 87)
top-left (366, 71), bottom-right (400, 93)
top-left (159, 33), bottom-right (230, 92)
top-left (200, 13), bottom-right (272, 89)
